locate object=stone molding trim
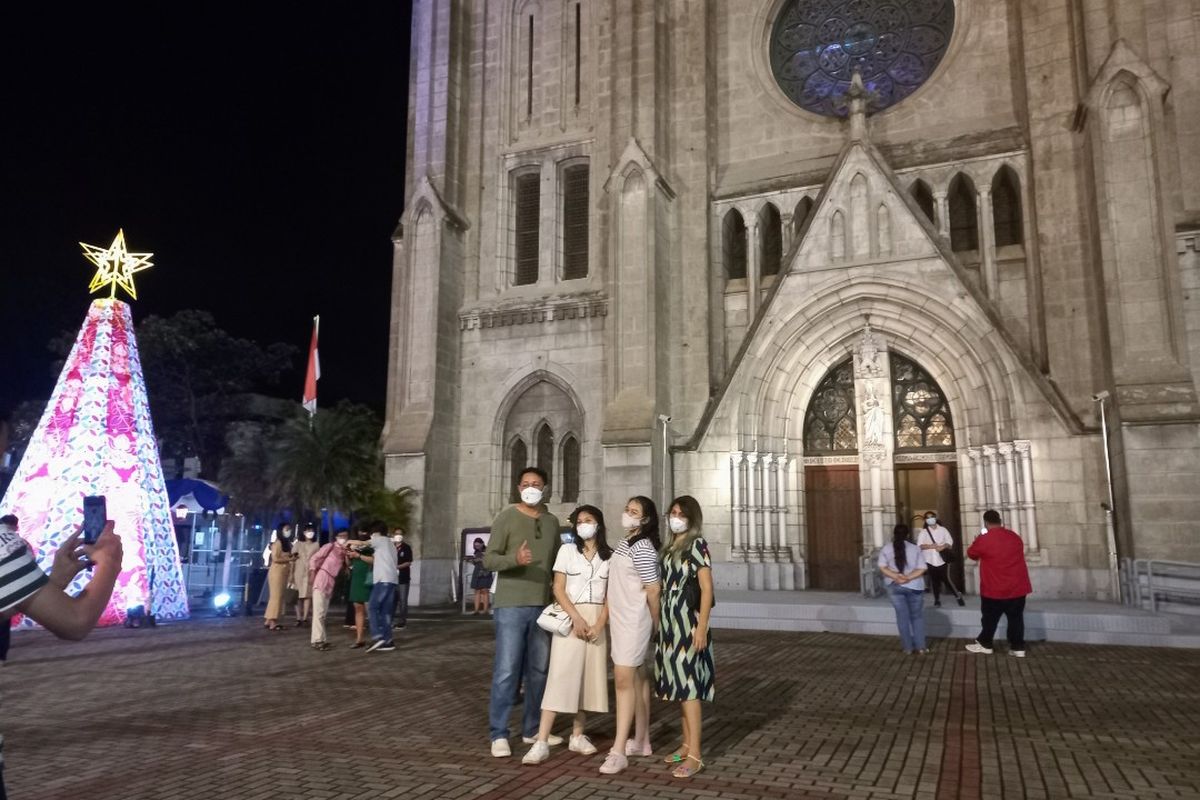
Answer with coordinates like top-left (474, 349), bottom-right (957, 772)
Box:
top-left (965, 440), bottom-right (1039, 551)
top-left (802, 454), bottom-right (859, 466)
top-left (459, 292), bottom-right (607, 330)
top-left (893, 452), bottom-right (957, 464)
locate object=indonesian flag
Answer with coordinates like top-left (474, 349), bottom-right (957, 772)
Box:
top-left (302, 315), bottom-right (320, 415)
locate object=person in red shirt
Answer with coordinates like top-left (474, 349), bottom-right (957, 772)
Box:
top-left (965, 509), bottom-right (1033, 657)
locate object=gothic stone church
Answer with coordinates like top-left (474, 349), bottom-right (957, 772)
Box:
top-left (383, 0), bottom-right (1200, 603)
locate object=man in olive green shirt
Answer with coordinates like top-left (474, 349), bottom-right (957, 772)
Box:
top-left (484, 466), bottom-right (561, 757)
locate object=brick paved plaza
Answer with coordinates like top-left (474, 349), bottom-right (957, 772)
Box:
top-left (4, 612), bottom-right (1200, 800)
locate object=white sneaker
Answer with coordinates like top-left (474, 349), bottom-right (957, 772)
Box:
top-left (522, 741), bottom-right (550, 765)
top-left (365, 639), bottom-right (385, 653)
top-left (522, 734), bottom-right (563, 746)
top-left (491, 739), bottom-right (512, 758)
top-left (965, 642), bottom-right (994, 654)
top-left (569, 734), bottom-right (597, 755)
top-left (1010, 649), bottom-right (1026, 658)
top-left (598, 751), bottom-right (628, 775)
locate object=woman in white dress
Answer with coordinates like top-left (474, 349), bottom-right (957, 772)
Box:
top-left (522, 505), bottom-right (613, 765)
top-left (599, 496), bottom-right (662, 775)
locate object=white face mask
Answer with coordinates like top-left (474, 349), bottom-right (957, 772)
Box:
top-left (336, 538), bottom-right (348, 547)
top-left (520, 486), bottom-right (544, 506)
top-left (303, 531), bottom-right (315, 539)
top-left (621, 512), bottom-right (643, 531)
top-left (392, 535), bottom-right (403, 544)
top-left (668, 516), bottom-right (689, 534)
top-left (575, 522), bottom-right (598, 540)
top-left (925, 517), bottom-right (937, 526)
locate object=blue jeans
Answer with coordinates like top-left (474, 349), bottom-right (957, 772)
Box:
top-left (368, 582), bottom-right (397, 642)
top-left (888, 584), bottom-right (927, 652)
top-left (489, 605), bottom-right (551, 741)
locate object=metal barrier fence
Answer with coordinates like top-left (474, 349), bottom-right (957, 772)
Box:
top-left (1123, 558), bottom-right (1200, 612)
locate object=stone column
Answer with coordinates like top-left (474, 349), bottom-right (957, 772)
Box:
top-left (968, 447), bottom-right (987, 512)
top-left (934, 190), bottom-right (950, 239)
top-left (746, 215), bottom-right (761, 321)
top-left (760, 455), bottom-right (774, 551)
top-left (774, 454), bottom-right (789, 558)
top-left (730, 452), bottom-right (744, 556)
top-left (998, 442), bottom-right (1018, 522)
top-left (865, 448), bottom-right (886, 549)
top-left (745, 451), bottom-right (760, 557)
top-left (982, 445), bottom-right (1001, 508)
top-left (978, 186), bottom-right (998, 298)
top-left (1015, 441), bottom-right (1039, 552)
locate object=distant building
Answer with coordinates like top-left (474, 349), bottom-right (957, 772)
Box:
top-left (385, 0), bottom-right (1200, 604)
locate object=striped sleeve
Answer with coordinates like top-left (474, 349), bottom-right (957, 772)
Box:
top-left (0, 537), bottom-right (49, 614)
top-left (630, 539), bottom-right (660, 585)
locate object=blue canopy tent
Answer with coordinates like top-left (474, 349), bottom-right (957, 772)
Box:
top-left (165, 478), bottom-right (230, 514)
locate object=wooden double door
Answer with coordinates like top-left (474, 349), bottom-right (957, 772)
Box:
top-left (805, 462), bottom-right (964, 591)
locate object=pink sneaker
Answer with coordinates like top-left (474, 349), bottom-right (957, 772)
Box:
top-left (599, 751), bottom-right (628, 774)
top-left (624, 740), bottom-right (653, 757)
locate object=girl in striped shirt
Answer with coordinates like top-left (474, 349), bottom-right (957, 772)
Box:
top-left (598, 496), bottom-right (662, 775)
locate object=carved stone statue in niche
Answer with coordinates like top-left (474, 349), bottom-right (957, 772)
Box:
top-left (855, 322), bottom-right (885, 379)
top-left (861, 380), bottom-right (885, 446)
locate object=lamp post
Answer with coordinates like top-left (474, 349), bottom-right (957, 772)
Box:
top-left (1093, 391), bottom-right (1121, 603)
top-left (657, 414), bottom-right (672, 517)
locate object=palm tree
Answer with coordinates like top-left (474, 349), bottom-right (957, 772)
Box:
top-left (269, 401), bottom-right (382, 530)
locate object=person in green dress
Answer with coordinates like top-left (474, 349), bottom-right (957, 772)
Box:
top-left (345, 528), bottom-right (374, 648)
top-left (654, 495), bottom-right (714, 779)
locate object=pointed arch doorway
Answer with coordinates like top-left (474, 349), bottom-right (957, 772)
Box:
top-left (800, 349), bottom-right (964, 591)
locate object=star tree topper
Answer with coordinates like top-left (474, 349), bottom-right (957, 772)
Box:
top-left (80, 229), bottom-right (154, 300)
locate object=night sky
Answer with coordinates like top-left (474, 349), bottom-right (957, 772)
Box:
top-left (1, 3), bottom-right (413, 421)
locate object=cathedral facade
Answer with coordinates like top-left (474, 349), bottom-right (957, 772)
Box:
top-left (384, 0), bottom-right (1200, 603)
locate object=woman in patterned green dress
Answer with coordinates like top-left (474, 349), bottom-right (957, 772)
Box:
top-left (654, 495), bottom-right (714, 779)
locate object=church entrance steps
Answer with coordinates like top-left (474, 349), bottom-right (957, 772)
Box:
top-left (709, 590), bottom-right (1200, 649)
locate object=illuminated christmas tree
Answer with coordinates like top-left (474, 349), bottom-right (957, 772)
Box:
top-left (0, 231), bottom-right (188, 625)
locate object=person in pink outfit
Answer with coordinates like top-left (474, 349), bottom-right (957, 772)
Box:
top-left (308, 530), bottom-right (352, 651)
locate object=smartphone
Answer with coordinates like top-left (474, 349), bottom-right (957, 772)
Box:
top-left (82, 495), bottom-right (107, 544)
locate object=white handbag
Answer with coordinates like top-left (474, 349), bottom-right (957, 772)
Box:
top-left (536, 582), bottom-right (589, 637)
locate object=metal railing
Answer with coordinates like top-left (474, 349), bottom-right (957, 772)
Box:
top-left (1123, 558), bottom-right (1200, 612)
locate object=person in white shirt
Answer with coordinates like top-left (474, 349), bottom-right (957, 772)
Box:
top-left (918, 511), bottom-right (964, 607)
top-left (522, 505), bottom-right (612, 765)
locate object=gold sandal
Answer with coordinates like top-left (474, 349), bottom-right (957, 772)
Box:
top-left (664, 744), bottom-right (689, 764)
top-left (672, 755), bottom-right (704, 778)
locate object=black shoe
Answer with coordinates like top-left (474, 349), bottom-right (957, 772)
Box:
top-left (956, 597), bottom-right (965, 607)
top-left (375, 642), bottom-right (396, 652)
top-left (933, 601), bottom-right (942, 607)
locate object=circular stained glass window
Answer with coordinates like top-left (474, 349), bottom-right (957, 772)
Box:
top-left (769, 0), bottom-right (956, 118)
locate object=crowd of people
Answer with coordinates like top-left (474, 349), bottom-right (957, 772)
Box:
top-left (261, 522), bottom-right (412, 652)
top-left (483, 468), bottom-right (715, 780)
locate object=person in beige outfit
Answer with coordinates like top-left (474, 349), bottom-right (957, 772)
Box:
top-left (291, 524), bottom-right (320, 625)
top-left (264, 524), bottom-right (296, 630)
top-left (522, 505), bottom-right (613, 765)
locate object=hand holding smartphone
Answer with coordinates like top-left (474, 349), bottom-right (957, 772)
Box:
top-left (82, 495), bottom-right (107, 545)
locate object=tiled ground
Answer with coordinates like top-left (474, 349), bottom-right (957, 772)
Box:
top-left (3, 611), bottom-right (1200, 800)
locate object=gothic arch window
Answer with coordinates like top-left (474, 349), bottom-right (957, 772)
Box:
top-left (991, 165), bottom-right (1023, 247)
top-left (508, 438), bottom-right (528, 502)
top-left (768, 0), bottom-right (956, 117)
top-left (560, 434), bottom-right (580, 503)
top-left (513, 168), bottom-right (541, 285)
top-left (759, 203), bottom-right (783, 277)
top-left (793, 196), bottom-right (814, 238)
top-left (947, 173), bottom-right (978, 252)
top-left (501, 378), bottom-right (585, 504)
top-left (804, 358), bottom-right (858, 453)
top-left (890, 354), bottom-right (954, 451)
top-left (723, 209), bottom-right (747, 280)
top-left (910, 179), bottom-right (935, 225)
top-left (560, 160), bottom-right (589, 279)
top-left (535, 422), bottom-right (555, 486)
